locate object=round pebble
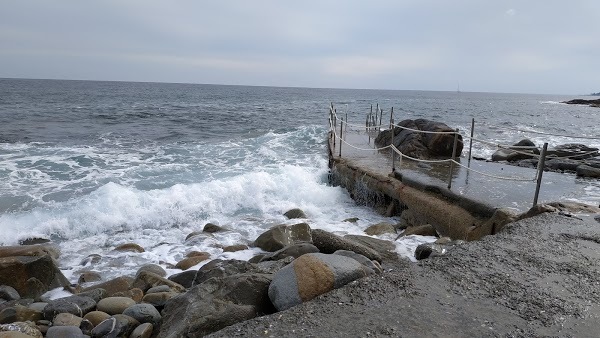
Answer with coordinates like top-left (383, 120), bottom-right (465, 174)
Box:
top-left (96, 297), bottom-right (136, 315)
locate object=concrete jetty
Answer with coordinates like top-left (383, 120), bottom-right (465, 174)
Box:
top-left (327, 126), bottom-right (595, 240)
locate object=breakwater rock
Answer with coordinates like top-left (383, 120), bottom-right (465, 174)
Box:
top-left (375, 119), bottom-right (463, 159)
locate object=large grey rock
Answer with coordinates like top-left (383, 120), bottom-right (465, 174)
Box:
top-left (268, 253), bottom-right (372, 311)
top-left (80, 276), bottom-right (132, 296)
top-left (52, 312), bottom-right (83, 327)
top-left (43, 295), bottom-right (96, 319)
top-left (123, 303), bottom-right (161, 326)
top-left (283, 208), bottom-right (307, 219)
top-left (167, 270), bottom-right (197, 289)
top-left (193, 259), bottom-right (257, 286)
top-left (576, 164), bottom-right (600, 178)
top-left (136, 264), bottom-right (167, 278)
top-left (491, 139), bottom-right (539, 162)
top-left (364, 222), bottom-right (396, 236)
top-left (91, 314), bottom-right (139, 338)
top-left (133, 271), bottom-right (185, 293)
top-left (375, 119), bottom-right (463, 159)
top-left (45, 325), bottom-right (84, 338)
top-left (311, 229), bottom-right (382, 262)
top-left (130, 322), bottom-right (153, 338)
top-left (548, 143), bottom-right (599, 159)
top-left (253, 223), bottom-right (312, 252)
top-left (333, 250), bottom-right (382, 274)
top-left (158, 273), bottom-right (274, 338)
top-left (0, 287), bottom-right (19, 301)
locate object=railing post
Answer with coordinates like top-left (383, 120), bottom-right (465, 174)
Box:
top-left (391, 120), bottom-right (396, 172)
top-left (339, 118), bottom-right (344, 157)
top-left (447, 128), bottom-right (459, 189)
top-left (333, 108), bottom-right (337, 148)
top-left (379, 108), bottom-right (383, 132)
top-left (467, 118), bottom-right (475, 168)
top-left (389, 107), bottom-right (393, 129)
top-left (533, 142), bottom-right (548, 206)
top-left (366, 113), bottom-right (371, 144)
top-left (345, 112), bottom-right (348, 132)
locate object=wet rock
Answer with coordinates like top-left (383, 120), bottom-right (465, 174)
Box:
top-left (78, 288), bottom-right (108, 303)
top-left (136, 264), bottom-right (167, 278)
top-left (114, 243), bottom-right (145, 253)
top-left (254, 223), bottom-right (312, 252)
top-left (184, 231), bottom-right (202, 241)
top-left (159, 273), bottom-right (274, 337)
top-left (0, 255), bottom-right (69, 299)
top-left (147, 285), bottom-right (171, 294)
top-left (80, 276), bottom-right (132, 296)
top-left (167, 270), bottom-right (197, 289)
top-left (83, 310), bottom-right (111, 327)
top-left (17, 238), bottom-right (51, 246)
top-left (544, 158), bottom-right (580, 172)
top-left (312, 229), bottom-right (382, 262)
top-left (193, 259), bottom-right (257, 286)
top-left (0, 286), bottom-right (20, 301)
top-left (96, 296), bottom-right (137, 315)
top-left (268, 253), bottom-right (371, 311)
top-left (364, 222), bottom-right (396, 236)
top-left (344, 235), bottom-right (396, 254)
top-left (255, 256), bottom-right (295, 274)
top-left (79, 254), bottom-right (101, 266)
top-left (0, 332), bottom-right (34, 338)
top-left (175, 253), bottom-right (210, 270)
top-left (14, 304), bottom-right (42, 322)
top-left (203, 223), bottom-right (224, 233)
top-left (399, 224), bottom-right (438, 237)
top-left (222, 244), bottom-right (249, 252)
top-left (43, 295), bottom-right (96, 319)
top-left (122, 303), bottom-right (161, 325)
top-left (112, 288), bottom-right (144, 303)
top-left (577, 164), bottom-right (600, 178)
top-left (548, 143), bottom-right (599, 159)
top-left (283, 208), bottom-right (307, 219)
top-left (130, 322), bottom-right (153, 338)
top-left (52, 312), bottom-right (83, 326)
top-left (491, 139), bottom-right (539, 162)
top-left (0, 322), bottom-right (42, 338)
top-left (260, 243), bottom-right (319, 262)
top-left (45, 325), bottom-right (84, 338)
top-left (546, 201), bottom-right (600, 214)
top-left (141, 291), bottom-right (178, 309)
top-left (77, 271), bottom-right (102, 284)
top-left (91, 314), bottom-right (139, 338)
top-left (79, 318), bottom-right (94, 336)
top-left (343, 217), bottom-right (359, 223)
top-left (0, 307), bottom-right (16, 324)
top-left (133, 271), bottom-right (185, 293)
top-left (0, 245), bottom-right (60, 260)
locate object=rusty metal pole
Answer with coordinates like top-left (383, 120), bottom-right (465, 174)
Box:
top-left (533, 143), bottom-right (548, 206)
top-left (339, 118), bottom-right (344, 157)
top-left (447, 129), bottom-right (459, 189)
top-left (467, 118), bottom-right (475, 169)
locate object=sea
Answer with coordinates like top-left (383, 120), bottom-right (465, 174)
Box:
top-left (1, 78), bottom-right (599, 282)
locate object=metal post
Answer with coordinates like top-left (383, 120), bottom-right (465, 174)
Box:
top-left (367, 114), bottom-right (370, 143)
top-left (379, 108), bottom-right (383, 132)
top-left (467, 118), bottom-right (475, 168)
top-left (447, 128), bottom-right (459, 189)
top-left (333, 108), bottom-right (337, 148)
top-left (391, 120), bottom-right (396, 172)
top-left (533, 142), bottom-right (548, 206)
top-left (345, 112), bottom-right (348, 132)
top-left (339, 118), bottom-right (344, 157)
top-left (389, 107), bottom-right (394, 129)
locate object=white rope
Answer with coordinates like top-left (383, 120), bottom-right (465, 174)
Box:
top-left (331, 129), bottom-right (391, 152)
top-left (390, 145), bottom-right (453, 164)
top-left (485, 124), bottom-right (600, 140)
top-left (451, 160), bottom-right (538, 182)
top-left (391, 122), bottom-right (458, 135)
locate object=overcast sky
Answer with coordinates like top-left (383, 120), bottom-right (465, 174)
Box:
top-left (1, 1), bottom-right (598, 94)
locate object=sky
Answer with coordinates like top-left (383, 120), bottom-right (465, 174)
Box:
top-left (0, 1), bottom-right (598, 95)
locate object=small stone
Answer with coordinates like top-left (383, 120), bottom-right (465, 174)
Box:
top-left (133, 271), bottom-right (185, 293)
top-left (80, 276), bottom-right (132, 296)
top-left (343, 217), bottom-right (359, 223)
top-left (79, 254), bottom-right (101, 266)
top-left (91, 315), bottom-right (139, 338)
top-left (18, 238), bottom-right (50, 245)
top-left (96, 297), bottom-right (136, 315)
top-left (114, 243), bottom-right (145, 253)
top-left (130, 322), bottom-right (153, 338)
top-left (79, 318), bottom-right (94, 335)
top-left (184, 231), bottom-right (202, 241)
top-left (14, 304), bottom-right (42, 322)
top-left (176, 254), bottom-right (210, 270)
top-left (203, 223), bottom-right (224, 233)
top-left (0, 286), bottom-right (20, 301)
top-left (0, 307), bottom-right (16, 324)
top-left (364, 222), bottom-right (396, 236)
top-left (77, 288), bottom-right (107, 303)
top-left (222, 244), bottom-right (249, 252)
top-left (83, 310), bottom-right (110, 327)
top-left (113, 288), bottom-right (144, 303)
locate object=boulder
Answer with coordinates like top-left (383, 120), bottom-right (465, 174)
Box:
top-left (283, 208), bottom-right (307, 219)
top-left (415, 240), bottom-right (465, 260)
top-left (544, 158), bottom-right (581, 172)
top-left (311, 229), bottom-right (381, 262)
top-left (399, 224), bottom-right (438, 237)
top-left (43, 295), bottom-right (96, 319)
top-left (167, 270), bottom-right (197, 289)
top-left (79, 254), bottom-right (101, 266)
top-left (77, 271), bottom-right (102, 284)
top-left (364, 222), bottom-right (396, 236)
top-left (114, 243), bottom-right (145, 253)
top-left (333, 250), bottom-right (382, 274)
top-left (130, 323), bottom-right (153, 338)
top-left (576, 164), bottom-right (600, 178)
top-left (0, 255), bottom-right (69, 299)
top-left (259, 243), bottom-right (319, 262)
top-left (91, 315), bottom-right (139, 338)
top-left (141, 292), bottom-right (178, 309)
top-left (122, 303), bottom-right (161, 326)
top-left (45, 326), bottom-right (84, 338)
top-left (253, 223), bottom-right (312, 252)
top-left (203, 223), bottom-right (224, 233)
top-left (547, 143), bottom-right (599, 159)
top-left (0, 245), bottom-right (60, 260)
top-left (80, 276), bottom-right (132, 296)
top-left (222, 244), bottom-right (248, 252)
top-left (343, 235), bottom-right (398, 262)
top-left (112, 288), bottom-right (144, 303)
top-left (491, 139), bottom-right (539, 162)
top-left (375, 119), bottom-right (463, 159)
top-left (268, 253), bottom-right (372, 311)
top-left (193, 259), bottom-right (257, 286)
top-left (96, 296), bottom-right (137, 315)
top-left (147, 285), bottom-right (171, 294)
top-left (0, 287), bottom-right (19, 301)
top-left (52, 312), bottom-right (83, 327)
top-left (14, 304), bottom-right (42, 322)
top-left (83, 310), bottom-right (111, 327)
top-left (136, 264), bottom-right (167, 278)
top-left (77, 288), bottom-right (108, 303)
top-left (175, 253), bottom-right (210, 270)
top-left (158, 273), bottom-right (274, 337)
top-left (133, 271), bottom-right (185, 293)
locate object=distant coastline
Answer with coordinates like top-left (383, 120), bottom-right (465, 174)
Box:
top-left (563, 98), bottom-right (600, 108)
top-left (591, 92), bottom-right (600, 96)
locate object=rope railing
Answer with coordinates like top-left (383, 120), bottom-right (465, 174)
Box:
top-left (327, 103), bottom-right (600, 207)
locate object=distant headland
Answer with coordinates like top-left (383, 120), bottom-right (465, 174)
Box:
top-left (591, 92), bottom-right (600, 96)
top-left (562, 98), bottom-right (600, 108)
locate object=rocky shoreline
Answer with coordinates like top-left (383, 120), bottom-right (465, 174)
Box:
top-left (562, 98), bottom-right (600, 108)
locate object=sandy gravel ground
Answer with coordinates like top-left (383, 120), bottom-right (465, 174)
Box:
top-left (209, 212), bottom-right (600, 337)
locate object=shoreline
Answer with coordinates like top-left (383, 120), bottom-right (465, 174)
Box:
top-left (210, 212), bottom-right (600, 337)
